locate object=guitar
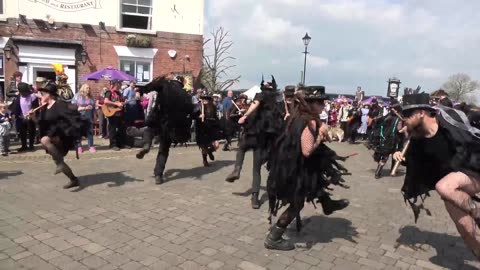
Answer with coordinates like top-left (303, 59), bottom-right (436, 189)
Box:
top-left (101, 103), bottom-right (123, 117)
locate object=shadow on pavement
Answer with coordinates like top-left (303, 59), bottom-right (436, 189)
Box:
top-left (395, 225), bottom-right (478, 269)
top-left (285, 215), bottom-right (358, 250)
top-left (0, 170), bottom-right (23, 180)
top-left (232, 187), bottom-right (269, 209)
top-left (163, 160), bottom-right (235, 181)
top-left (71, 171), bottom-right (144, 192)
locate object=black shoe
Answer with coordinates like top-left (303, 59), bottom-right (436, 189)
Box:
top-left (225, 167), bottom-right (241, 183)
top-left (155, 175), bottom-right (164, 185)
top-left (320, 196), bottom-right (349, 215)
top-left (136, 148), bottom-right (149, 159)
top-left (203, 159), bottom-right (210, 167)
top-left (112, 146), bottom-right (120, 151)
top-left (208, 152), bottom-right (215, 161)
top-left (17, 147), bottom-right (28, 152)
top-left (251, 193), bottom-right (260, 209)
top-left (28, 146), bottom-right (34, 151)
top-left (63, 178), bottom-right (79, 189)
top-left (123, 145), bottom-right (132, 149)
top-left (1, 153), bottom-right (7, 157)
top-left (264, 225), bottom-right (295, 251)
top-left (223, 145), bottom-right (231, 151)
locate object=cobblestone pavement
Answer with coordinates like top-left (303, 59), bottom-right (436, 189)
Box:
top-left (0, 142), bottom-right (479, 270)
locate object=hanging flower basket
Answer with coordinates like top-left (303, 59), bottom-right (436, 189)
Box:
top-left (126, 34), bottom-right (152, 48)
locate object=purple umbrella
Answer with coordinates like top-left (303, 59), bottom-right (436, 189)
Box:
top-left (81, 66), bottom-right (137, 81)
top-left (363, 96), bottom-right (384, 104)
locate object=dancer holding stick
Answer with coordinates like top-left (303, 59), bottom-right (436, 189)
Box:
top-left (393, 92), bottom-right (480, 260)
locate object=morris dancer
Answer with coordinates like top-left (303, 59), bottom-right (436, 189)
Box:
top-left (371, 101), bottom-right (404, 179)
top-left (223, 94), bottom-right (248, 150)
top-left (134, 76), bottom-right (193, 184)
top-left (265, 87), bottom-right (349, 250)
top-left (225, 76), bottom-right (284, 209)
top-left (195, 92), bottom-right (222, 167)
top-left (38, 84), bottom-right (86, 189)
top-left (394, 93), bottom-right (480, 259)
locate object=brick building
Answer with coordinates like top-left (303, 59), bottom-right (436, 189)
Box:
top-left (0, 0), bottom-right (204, 96)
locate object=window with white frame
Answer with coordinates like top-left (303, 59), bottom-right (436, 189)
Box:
top-left (121, 0), bottom-right (152, 30)
top-left (120, 59), bottom-right (152, 83)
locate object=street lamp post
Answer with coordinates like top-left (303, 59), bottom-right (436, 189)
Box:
top-left (302, 32), bottom-right (311, 85)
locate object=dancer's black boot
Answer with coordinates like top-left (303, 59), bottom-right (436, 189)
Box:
top-left (375, 163), bottom-right (384, 179)
top-left (202, 153), bottom-right (209, 167)
top-left (264, 225), bottom-right (295, 251)
top-left (320, 195), bottom-right (349, 215)
top-left (63, 177), bottom-right (79, 189)
top-left (155, 175), bottom-right (164, 185)
top-left (225, 166), bottom-right (241, 183)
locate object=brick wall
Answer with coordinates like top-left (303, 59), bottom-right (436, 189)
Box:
top-left (0, 18), bottom-right (203, 97)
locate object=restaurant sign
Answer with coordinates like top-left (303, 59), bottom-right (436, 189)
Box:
top-left (28, 0), bottom-right (102, 12)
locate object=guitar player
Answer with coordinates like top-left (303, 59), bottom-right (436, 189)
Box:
top-left (104, 80), bottom-right (128, 151)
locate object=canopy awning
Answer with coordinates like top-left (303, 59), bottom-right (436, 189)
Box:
top-left (113, 46), bottom-right (158, 59)
top-left (18, 45), bottom-right (76, 65)
top-left (0, 37), bottom-right (9, 49)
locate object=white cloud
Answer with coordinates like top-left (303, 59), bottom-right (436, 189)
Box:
top-left (240, 5), bottom-right (307, 45)
top-left (206, 0), bottom-right (480, 96)
top-left (414, 67), bottom-right (443, 79)
top-left (308, 56), bottom-right (330, 68)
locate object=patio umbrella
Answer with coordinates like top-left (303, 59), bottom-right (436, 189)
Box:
top-left (81, 66), bottom-right (137, 81)
top-left (363, 96), bottom-right (384, 104)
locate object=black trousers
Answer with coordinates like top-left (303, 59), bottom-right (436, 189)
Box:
top-left (108, 116), bottom-right (126, 148)
top-left (19, 119), bottom-right (36, 148)
top-left (233, 142), bottom-right (264, 194)
top-left (154, 135), bottom-right (172, 177)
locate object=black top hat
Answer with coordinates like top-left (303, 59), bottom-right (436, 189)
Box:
top-left (304, 85), bottom-right (328, 101)
top-left (402, 93), bottom-right (434, 111)
top-left (38, 83), bottom-right (59, 96)
top-left (284, 85), bottom-right (295, 97)
top-left (199, 90), bottom-right (213, 100)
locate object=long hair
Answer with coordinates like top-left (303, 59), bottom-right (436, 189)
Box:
top-left (79, 84), bottom-right (92, 99)
top-left (287, 92), bottom-right (321, 133)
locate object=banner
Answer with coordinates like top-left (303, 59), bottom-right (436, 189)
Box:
top-left (28, 0), bottom-right (102, 12)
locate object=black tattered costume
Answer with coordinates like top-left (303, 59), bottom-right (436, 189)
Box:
top-left (264, 86), bottom-right (350, 251)
top-left (195, 93), bottom-right (223, 167)
top-left (371, 102), bottom-right (404, 179)
top-left (135, 77), bottom-right (193, 185)
top-left (393, 94), bottom-right (480, 228)
top-left (38, 84), bottom-right (88, 189)
top-left (225, 76), bottom-right (284, 209)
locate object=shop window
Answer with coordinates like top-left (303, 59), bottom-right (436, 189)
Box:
top-left (121, 0), bottom-right (152, 30)
top-left (120, 59), bottom-right (152, 83)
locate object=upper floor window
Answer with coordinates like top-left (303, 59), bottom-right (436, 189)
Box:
top-left (121, 0), bottom-right (152, 30)
top-left (0, 0), bottom-right (4, 15)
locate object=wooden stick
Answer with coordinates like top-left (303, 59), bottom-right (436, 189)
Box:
top-left (24, 103), bottom-right (47, 118)
top-left (391, 139), bottom-right (410, 176)
top-left (201, 101), bottom-right (205, 122)
top-left (283, 93), bottom-right (290, 120)
top-left (391, 108), bottom-right (405, 121)
top-left (231, 99), bottom-right (241, 112)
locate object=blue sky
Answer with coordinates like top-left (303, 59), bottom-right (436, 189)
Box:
top-left (205, 0), bottom-right (480, 96)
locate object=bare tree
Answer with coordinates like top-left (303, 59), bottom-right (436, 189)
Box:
top-left (202, 27), bottom-right (240, 93)
top-left (442, 73), bottom-right (479, 102)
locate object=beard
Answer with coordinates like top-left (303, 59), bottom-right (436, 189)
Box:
top-left (407, 122), bottom-right (427, 138)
